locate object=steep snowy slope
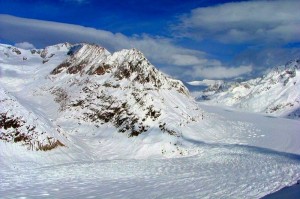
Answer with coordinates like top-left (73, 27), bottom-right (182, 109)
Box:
top-left (0, 43), bottom-right (206, 158)
top-left (195, 60), bottom-right (300, 119)
top-left (0, 43), bottom-right (72, 151)
top-left (1, 43), bottom-right (300, 198)
top-left (0, 86), bottom-right (66, 151)
top-left (48, 44), bottom-right (196, 137)
top-left (1, 42), bottom-right (300, 159)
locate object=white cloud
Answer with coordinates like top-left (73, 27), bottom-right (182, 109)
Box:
top-left (171, 54), bottom-right (208, 66)
top-left (175, 0), bottom-right (300, 44)
top-left (0, 14), bottom-right (253, 80)
top-left (186, 65), bottom-right (252, 79)
top-left (0, 14), bottom-right (206, 67)
top-left (14, 42), bottom-right (35, 49)
top-left (233, 47), bottom-right (300, 75)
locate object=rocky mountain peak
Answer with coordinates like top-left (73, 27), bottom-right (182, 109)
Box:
top-left (50, 43), bottom-right (189, 94)
top-left (51, 43), bottom-right (110, 75)
top-left (45, 43), bottom-right (196, 138)
top-left (0, 42), bottom-right (200, 151)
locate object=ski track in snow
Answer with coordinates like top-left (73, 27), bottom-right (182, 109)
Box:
top-left (1, 144), bottom-right (300, 199)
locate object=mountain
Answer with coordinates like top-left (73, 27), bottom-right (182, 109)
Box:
top-left (0, 86), bottom-right (66, 151)
top-left (1, 43), bottom-right (300, 198)
top-left (0, 43), bottom-right (205, 157)
top-left (193, 60), bottom-right (300, 119)
top-left (1, 42), bottom-right (300, 157)
top-left (49, 44), bottom-right (193, 137)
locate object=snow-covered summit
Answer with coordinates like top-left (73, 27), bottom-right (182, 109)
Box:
top-left (51, 43), bottom-right (188, 94)
top-left (195, 59), bottom-right (300, 119)
top-left (0, 42), bottom-right (202, 156)
top-left (47, 43), bottom-right (198, 140)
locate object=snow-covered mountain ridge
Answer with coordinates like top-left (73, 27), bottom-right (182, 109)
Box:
top-left (194, 59), bottom-right (300, 119)
top-left (1, 42), bottom-right (300, 159)
top-left (51, 43), bottom-right (188, 94)
top-left (1, 43), bottom-right (300, 198)
top-left (0, 43), bottom-right (204, 155)
top-left (47, 43), bottom-right (197, 139)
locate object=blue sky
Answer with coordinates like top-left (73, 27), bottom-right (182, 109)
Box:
top-left (0, 0), bottom-right (300, 81)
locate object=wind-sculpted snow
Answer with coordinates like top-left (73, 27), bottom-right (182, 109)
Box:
top-left (194, 60), bottom-right (300, 119)
top-left (1, 144), bottom-right (300, 199)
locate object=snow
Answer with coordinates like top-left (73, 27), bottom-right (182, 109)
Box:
top-left (1, 106), bottom-right (300, 198)
top-left (1, 43), bottom-right (300, 198)
top-left (1, 102), bottom-right (300, 198)
top-left (193, 60), bottom-right (300, 119)
top-left (197, 103), bottom-right (300, 155)
top-left (0, 87), bottom-right (68, 151)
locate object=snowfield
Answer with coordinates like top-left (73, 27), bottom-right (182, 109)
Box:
top-left (1, 43), bottom-right (300, 198)
top-left (1, 105), bottom-right (300, 198)
top-left (1, 149), bottom-right (300, 199)
top-left (1, 104), bottom-right (300, 199)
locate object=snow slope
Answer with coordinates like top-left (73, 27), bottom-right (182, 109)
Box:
top-left (0, 43), bottom-right (206, 160)
top-left (1, 42), bottom-right (300, 157)
top-left (193, 60), bottom-right (300, 119)
top-left (1, 43), bottom-right (300, 198)
top-left (0, 43), bottom-right (73, 151)
top-left (0, 87), bottom-right (67, 151)
top-left (1, 104), bottom-right (300, 199)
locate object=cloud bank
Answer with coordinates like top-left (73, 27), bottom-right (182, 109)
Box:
top-left (175, 0), bottom-right (300, 44)
top-left (14, 42), bottom-right (35, 49)
top-left (0, 14), bottom-right (202, 66)
top-left (0, 14), bottom-right (251, 80)
top-left (189, 65), bottom-right (252, 79)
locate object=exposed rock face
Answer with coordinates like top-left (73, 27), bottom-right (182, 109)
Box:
top-left (0, 88), bottom-right (66, 151)
top-left (12, 47), bottom-right (21, 55)
top-left (0, 42), bottom-right (203, 153)
top-left (48, 44), bottom-right (198, 137)
top-left (51, 44), bottom-right (109, 75)
top-left (51, 44), bottom-right (188, 94)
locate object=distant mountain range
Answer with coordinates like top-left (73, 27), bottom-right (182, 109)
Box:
top-left (190, 60), bottom-right (300, 119)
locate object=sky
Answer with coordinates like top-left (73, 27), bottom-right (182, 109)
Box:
top-left (0, 0), bottom-right (300, 81)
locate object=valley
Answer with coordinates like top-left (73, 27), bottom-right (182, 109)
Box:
top-left (0, 43), bottom-right (300, 198)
